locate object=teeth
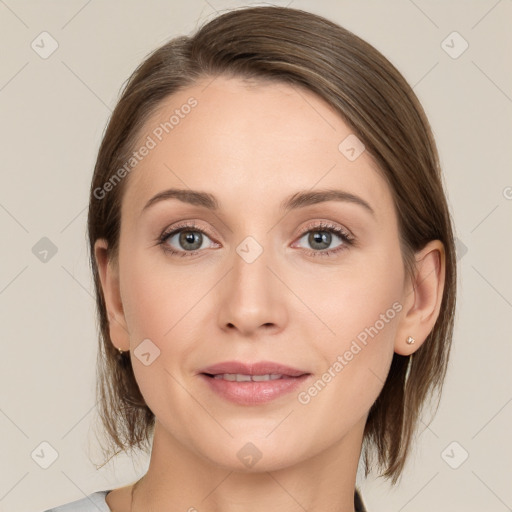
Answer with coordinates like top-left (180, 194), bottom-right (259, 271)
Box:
top-left (213, 373), bottom-right (283, 381)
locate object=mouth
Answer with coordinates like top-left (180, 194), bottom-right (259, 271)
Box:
top-left (202, 373), bottom-right (304, 381)
top-left (198, 361), bottom-right (311, 405)
top-left (198, 360), bottom-right (309, 378)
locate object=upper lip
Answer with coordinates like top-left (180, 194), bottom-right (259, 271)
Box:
top-left (199, 360), bottom-right (309, 377)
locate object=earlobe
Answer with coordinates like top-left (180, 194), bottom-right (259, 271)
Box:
top-left (94, 239), bottom-right (130, 351)
top-left (394, 240), bottom-right (446, 356)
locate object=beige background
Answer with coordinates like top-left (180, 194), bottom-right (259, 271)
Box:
top-left (1, 1), bottom-right (511, 511)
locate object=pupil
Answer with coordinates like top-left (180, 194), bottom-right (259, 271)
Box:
top-left (180, 231), bottom-right (202, 250)
top-left (310, 231), bottom-right (331, 249)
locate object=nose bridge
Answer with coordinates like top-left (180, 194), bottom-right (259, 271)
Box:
top-left (217, 229), bottom-right (287, 334)
top-left (231, 232), bottom-right (274, 301)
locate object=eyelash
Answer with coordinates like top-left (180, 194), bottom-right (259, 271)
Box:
top-left (156, 220), bottom-right (355, 258)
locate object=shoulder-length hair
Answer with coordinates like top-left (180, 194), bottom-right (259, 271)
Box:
top-left (88, 6), bottom-right (456, 484)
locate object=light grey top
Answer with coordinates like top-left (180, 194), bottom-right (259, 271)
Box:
top-left (43, 488), bottom-right (367, 511)
top-left (43, 491), bottom-right (111, 511)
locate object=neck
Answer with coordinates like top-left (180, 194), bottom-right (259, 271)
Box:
top-left (131, 418), bottom-right (365, 512)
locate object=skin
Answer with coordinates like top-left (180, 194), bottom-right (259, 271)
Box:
top-left (95, 76), bottom-right (445, 512)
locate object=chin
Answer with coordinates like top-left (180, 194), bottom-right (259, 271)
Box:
top-left (195, 435), bottom-right (309, 474)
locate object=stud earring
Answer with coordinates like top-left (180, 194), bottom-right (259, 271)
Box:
top-left (406, 336), bottom-right (415, 345)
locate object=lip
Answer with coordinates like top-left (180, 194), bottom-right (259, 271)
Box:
top-left (198, 360), bottom-right (311, 406)
top-left (198, 360), bottom-right (309, 377)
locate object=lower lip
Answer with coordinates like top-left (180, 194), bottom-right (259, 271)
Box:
top-left (199, 374), bottom-right (311, 405)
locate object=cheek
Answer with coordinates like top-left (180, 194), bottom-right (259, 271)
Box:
top-left (325, 272), bottom-right (403, 355)
top-left (293, 301), bottom-right (401, 442)
top-left (121, 269), bottom-right (173, 341)
top-left (119, 253), bottom-right (208, 409)
top-left (306, 242), bottom-right (405, 348)
top-left (119, 247), bottom-right (215, 358)
top-left (297, 244), bottom-right (405, 408)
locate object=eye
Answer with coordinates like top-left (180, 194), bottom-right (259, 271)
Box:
top-left (157, 221), bottom-right (218, 257)
top-left (157, 220), bottom-right (354, 258)
top-left (293, 221), bottom-right (354, 257)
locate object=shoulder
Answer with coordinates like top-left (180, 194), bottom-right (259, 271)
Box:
top-left (42, 491), bottom-right (111, 512)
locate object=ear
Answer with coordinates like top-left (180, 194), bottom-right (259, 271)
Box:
top-left (394, 240), bottom-right (446, 356)
top-left (94, 239), bottom-right (130, 351)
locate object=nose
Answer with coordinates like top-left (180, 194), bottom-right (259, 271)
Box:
top-left (216, 239), bottom-right (288, 337)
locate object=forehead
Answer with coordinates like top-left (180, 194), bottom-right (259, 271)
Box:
top-left (121, 76), bottom-right (392, 220)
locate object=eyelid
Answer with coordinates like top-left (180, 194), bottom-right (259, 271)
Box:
top-left (296, 220), bottom-right (354, 241)
top-left (158, 220), bottom-right (216, 241)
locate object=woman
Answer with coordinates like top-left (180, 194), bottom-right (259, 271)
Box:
top-left (45, 5), bottom-right (456, 511)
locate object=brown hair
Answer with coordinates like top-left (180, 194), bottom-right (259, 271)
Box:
top-left (88, 6), bottom-right (456, 484)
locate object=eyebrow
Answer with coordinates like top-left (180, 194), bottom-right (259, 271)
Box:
top-left (142, 188), bottom-right (375, 216)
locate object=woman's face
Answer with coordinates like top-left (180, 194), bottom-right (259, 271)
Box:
top-left (103, 76), bottom-right (412, 471)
